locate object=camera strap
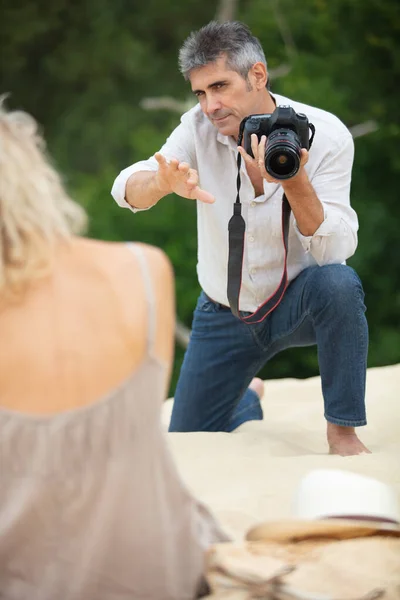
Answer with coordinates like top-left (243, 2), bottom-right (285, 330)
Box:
top-left (227, 148), bottom-right (291, 324)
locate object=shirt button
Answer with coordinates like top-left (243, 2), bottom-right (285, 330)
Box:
top-left (251, 201), bottom-right (256, 207)
top-left (249, 235), bottom-right (255, 242)
top-left (251, 268), bottom-right (256, 275)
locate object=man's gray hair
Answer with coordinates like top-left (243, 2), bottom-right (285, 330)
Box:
top-left (179, 21), bottom-right (267, 81)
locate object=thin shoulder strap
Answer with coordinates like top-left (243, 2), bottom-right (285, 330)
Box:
top-left (125, 243), bottom-right (157, 355)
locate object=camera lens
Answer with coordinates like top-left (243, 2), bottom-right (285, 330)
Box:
top-left (264, 129), bottom-right (301, 180)
top-left (268, 152), bottom-right (297, 177)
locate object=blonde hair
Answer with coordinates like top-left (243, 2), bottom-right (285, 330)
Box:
top-left (0, 96), bottom-right (88, 300)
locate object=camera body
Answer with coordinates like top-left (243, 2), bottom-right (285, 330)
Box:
top-left (241, 105), bottom-right (313, 180)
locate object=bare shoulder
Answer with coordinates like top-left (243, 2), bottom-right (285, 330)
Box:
top-left (133, 243), bottom-right (175, 312)
top-left (70, 237), bottom-right (174, 307)
top-left (119, 241), bottom-right (174, 287)
top-left (138, 243), bottom-right (174, 277)
top-left (71, 238), bottom-right (172, 276)
top-left (132, 243), bottom-right (175, 371)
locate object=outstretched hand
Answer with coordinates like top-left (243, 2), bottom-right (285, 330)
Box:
top-left (154, 153), bottom-right (215, 204)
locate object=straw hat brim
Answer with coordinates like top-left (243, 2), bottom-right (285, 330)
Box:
top-left (246, 518), bottom-right (400, 542)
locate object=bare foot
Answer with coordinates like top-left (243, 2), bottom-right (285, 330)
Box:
top-left (327, 423), bottom-right (371, 456)
top-left (249, 377), bottom-right (264, 400)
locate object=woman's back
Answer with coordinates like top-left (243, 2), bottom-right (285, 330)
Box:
top-left (0, 237), bottom-right (166, 414)
top-left (0, 238), bottom-right (225, 599)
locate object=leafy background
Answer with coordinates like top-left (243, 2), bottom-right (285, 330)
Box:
top-left (2, 0), bottom-right (399, 393)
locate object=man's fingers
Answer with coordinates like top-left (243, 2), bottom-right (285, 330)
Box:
top-left (185, 168), bottom-right (214, 203)
top-left (258, 135), bottom-right (267, 157)
top-left (300, 148), bottom-right (309, 166)
top-left (154, 157), bottom-right (213, 203)
top-left (186, 168), bottom-right (198, 186)
top-left (251, 134), bottom-right (260, 161)
top-left (178, 162), bottom-right (190, 174)
top-left (169, 158), bottom-right (179, 170)
top-left (238, 146), bottom-right (252, 163)
top-left (154, 152), bottom-right (167, 168)
top-left (154, 153), bottom-right (178, 171)
top-left (193, 186), bottom-right (215, 204)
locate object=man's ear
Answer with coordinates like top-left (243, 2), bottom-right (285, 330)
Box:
top-left (249, 62), bottom-right (268, 90)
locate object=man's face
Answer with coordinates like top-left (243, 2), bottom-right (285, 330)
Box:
top-left (189, 55), bottom-right (267, 139)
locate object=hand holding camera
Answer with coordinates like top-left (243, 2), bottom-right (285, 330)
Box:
top-left (239, 134), bottom-right (309, 185)
top-left (154, 153), bottom-right (215, 204)
top-left (238, 106), bottom-right (315, 183)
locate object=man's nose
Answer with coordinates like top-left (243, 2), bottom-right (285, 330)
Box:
top-left (205, 96), bottom-right (222, 116)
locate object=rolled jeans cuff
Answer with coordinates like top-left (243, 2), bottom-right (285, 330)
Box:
top-left (324, 413), bottom-right (367, 427)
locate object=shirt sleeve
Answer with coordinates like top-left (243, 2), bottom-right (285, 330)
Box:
top-left (111, 113), bottom-right (196, 213)
top-left (293, 132), bottom-right (359, 265)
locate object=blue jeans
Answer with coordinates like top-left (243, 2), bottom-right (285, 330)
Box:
top-left (169, 265), bottom-right (368, 432)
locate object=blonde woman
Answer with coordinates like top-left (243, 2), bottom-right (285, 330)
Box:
top-left (0, 99), bottom-right (227, 599)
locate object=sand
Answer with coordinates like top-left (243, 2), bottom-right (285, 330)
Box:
top-left (162, 363), bottom-right (400, 540)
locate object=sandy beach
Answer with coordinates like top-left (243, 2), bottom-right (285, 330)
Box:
top-left (162, 363), bottom-right (400, 540)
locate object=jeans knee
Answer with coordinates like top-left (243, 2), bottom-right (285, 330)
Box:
top-left (308, 265), bottom-right (365, 314)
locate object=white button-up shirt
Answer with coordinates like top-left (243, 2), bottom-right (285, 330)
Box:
top-left (111, 93), bottom-right (358, 312)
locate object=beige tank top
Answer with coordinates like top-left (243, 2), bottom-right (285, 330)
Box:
top-left (0, 243), bottom-right (227, 600)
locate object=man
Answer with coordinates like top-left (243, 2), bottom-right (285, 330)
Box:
top-left (111, 21), bottom-right (370, 456)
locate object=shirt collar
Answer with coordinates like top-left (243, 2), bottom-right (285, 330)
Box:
top-left (216, 131), bottom-right (237, 149)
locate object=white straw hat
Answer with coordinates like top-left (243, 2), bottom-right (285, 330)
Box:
top-left (292, 469), bottom-right (400, 526)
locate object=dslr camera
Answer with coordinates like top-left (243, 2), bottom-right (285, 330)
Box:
top-left (241, 105), bottom-right (315, 180)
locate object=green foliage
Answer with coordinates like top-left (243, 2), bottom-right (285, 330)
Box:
top-left (2, 0), bottom-right (399, 392)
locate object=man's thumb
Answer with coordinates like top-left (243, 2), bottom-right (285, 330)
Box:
top-left (195, 186), bottom-right (215, 204)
